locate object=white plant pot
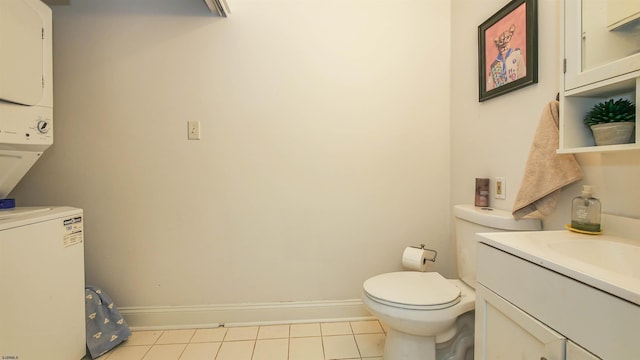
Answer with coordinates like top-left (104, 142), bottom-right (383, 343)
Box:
top-left (590, 122), bottom-right (635, 146)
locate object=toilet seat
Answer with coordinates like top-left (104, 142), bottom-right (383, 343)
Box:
top-left (363, 272), bottom-right (461, 310)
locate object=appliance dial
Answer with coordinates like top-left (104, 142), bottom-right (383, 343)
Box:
top-left (36, 120), bottom-right (50, 134)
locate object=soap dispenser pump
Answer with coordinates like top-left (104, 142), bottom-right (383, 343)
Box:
top-left (571, 185), bottom-right (601, 232)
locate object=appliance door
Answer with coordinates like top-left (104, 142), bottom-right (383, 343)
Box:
top-left (0, 0), bottom-right (45, 106)
top-left (0, 209), bottom-right (86, 360)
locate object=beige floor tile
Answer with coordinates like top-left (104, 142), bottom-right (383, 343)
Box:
top-left (102, 345), bottom-right (151, 360)
top-left (321, 322), bottom-right (352, 336)
top-left (257, 324), bottom-right (290, 339)
top-left (179, 342), bottom-right (221, 360)
top-left (190, 328), bottom-right (227, 343)
top-left (126, 331), bottom-right (163, 346)
top-left (289, 323), bottom-right (321, 338)
top-left (323, 335), bottom-right (360, 359)
top-left (215, 340), bottom-right (255, 360)
top-left (355, 333), bottom-right (385, 357)
top-left (252, 338), bottom-right (288, 360)
top-left (224, 326), bottom-right (259, 341)
top-left (350, 320), bottom-right (383, 334)
top-left (156, 329), bottom-right (196, 344)
top-left (379, 322), bottom-right (390, 333)
top-left (288, 337), bottom-right (324, 360)
top-left (142, 344), bottom-right (187, 360)
top-left (99, 322), bottom-right (385, 360)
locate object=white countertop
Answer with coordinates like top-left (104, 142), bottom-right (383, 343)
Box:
top-left (477, 229), bottom-right (640, 306)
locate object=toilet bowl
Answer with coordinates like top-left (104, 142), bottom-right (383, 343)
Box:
top-left (361, 205), bottom-right (542, 360)
top-left (362, 272), bottom-right (475, 360)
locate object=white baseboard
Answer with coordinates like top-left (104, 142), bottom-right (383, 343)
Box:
top-left (120, 299), bottom-right (373, 331)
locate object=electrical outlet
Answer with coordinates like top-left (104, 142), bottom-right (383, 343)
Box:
top-left (495, 177), bottom-right (506, 199)
top-left (187, 121), bottom-right (201, 140)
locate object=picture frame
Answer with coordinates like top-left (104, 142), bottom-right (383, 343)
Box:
top-left (478, 0), bottom-right (538, 102)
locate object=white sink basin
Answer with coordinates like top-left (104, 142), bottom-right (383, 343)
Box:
top-left (477, 218), bottom-right (640, 305)
top-left (546, 237), bottom-right (640, 279)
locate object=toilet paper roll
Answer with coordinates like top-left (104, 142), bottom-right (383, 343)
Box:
top-left (402, 247), bottom-right (429, 272)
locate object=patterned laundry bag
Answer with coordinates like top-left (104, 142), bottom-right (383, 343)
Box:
top-left (85, 286), bottom-right (131, 358)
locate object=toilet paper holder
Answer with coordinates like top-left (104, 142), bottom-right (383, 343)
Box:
top-left (413, 244), bottom-right (438, 263)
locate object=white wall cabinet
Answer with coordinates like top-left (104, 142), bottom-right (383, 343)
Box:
top-left (559, 0), bottom-right (640, 153)
top-left (606, 0), bottom-right (640, 30)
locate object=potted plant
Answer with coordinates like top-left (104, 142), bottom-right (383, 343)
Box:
top-left (583, 98), bottom-right (636, 146)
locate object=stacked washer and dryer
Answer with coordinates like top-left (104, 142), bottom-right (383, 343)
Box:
top-left (0, 0), bottom-right (86, 359)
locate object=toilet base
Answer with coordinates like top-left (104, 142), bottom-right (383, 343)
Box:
top-left (436, 312), bottom-right (475, 360)
top-left (384, 328), bottom-right (436, 360)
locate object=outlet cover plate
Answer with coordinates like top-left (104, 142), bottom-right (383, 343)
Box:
top-left (495, 177), bottom-right (506, 199)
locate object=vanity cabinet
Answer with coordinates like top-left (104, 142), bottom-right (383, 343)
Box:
top-left (476, 283), bottom-right (599, 360)
top-left (474, 240), bottom-right (640, 359)
top-left (559, 0), bottom-right (640, 153)
top-left (475, 283), bottom-right (565, 360)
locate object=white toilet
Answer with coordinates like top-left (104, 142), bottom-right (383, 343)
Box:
top-left (362, 204), bottom-right (541, 360)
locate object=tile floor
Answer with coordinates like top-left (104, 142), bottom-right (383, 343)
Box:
top-left (88, 320), bottom-right (386, 360)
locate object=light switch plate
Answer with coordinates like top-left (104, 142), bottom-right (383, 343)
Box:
top-left (188, 121), bottom-right (201, 140)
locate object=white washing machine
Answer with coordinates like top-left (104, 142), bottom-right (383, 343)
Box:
top-left (0, 207), bottom-right (86, 360)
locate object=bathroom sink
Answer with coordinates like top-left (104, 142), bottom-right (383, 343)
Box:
top-left (476, 214), bottom-right (640, 306)
top-left (545, 237), bottom-right (640, 279)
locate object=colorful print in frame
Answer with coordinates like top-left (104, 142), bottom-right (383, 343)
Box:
top-left (478, 0), bottom-right (538, 102)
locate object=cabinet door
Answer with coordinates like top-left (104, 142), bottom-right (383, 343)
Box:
top-left (475, 284), bottom-right (565, 360)
top-left (0, 0), bottom-right (45, 105)
top-left (566, 341), bottom-right (600, 360)
top-left (563, 0), bottom-right (640, 90)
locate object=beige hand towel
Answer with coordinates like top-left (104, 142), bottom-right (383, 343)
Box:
top-left (512, 100), bottom-right (583, 219)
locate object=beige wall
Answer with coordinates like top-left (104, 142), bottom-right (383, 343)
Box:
top-left (450, 0), bottom-right (640, 236)
top-left (12, 0), bottom-right (453, 307)
top-left (15, 0), bottom-right (638, 312)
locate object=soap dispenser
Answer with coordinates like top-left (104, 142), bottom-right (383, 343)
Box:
top-left (571, 185), bottom-right (601, 232)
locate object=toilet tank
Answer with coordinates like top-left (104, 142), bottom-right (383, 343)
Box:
top-left (453, 204), bottom-right (541, 288)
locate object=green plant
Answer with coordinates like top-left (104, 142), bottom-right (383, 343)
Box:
top-left (583, 98), bottom-right (636, 127)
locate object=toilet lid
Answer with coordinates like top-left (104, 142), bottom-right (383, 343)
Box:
top-left (363, 272), bottom-right (461, 310)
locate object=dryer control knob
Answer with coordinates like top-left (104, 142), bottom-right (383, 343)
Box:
top-left (36, 120), bottom-right (50, 134)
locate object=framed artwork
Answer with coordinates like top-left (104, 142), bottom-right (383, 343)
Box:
top-left (478, 0), bottom-right (538, 102)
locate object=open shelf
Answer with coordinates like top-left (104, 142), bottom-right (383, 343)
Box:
top-left (558, 74), bottom-right (639, 154)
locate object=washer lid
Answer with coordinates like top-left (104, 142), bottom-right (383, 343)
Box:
top-left (363, 272), bottom-right (461, 310)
